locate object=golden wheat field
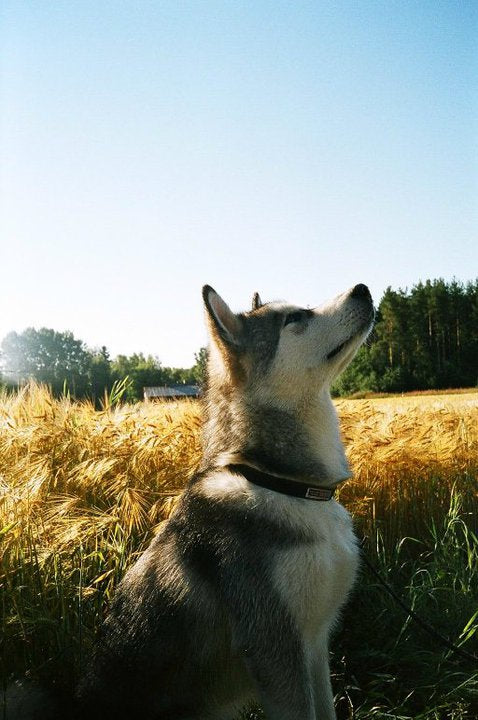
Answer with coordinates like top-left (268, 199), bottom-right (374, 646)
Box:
top-left (1, 382), bottom-right (478, 710)
top-left (1, 384), bottom-right (477, 560)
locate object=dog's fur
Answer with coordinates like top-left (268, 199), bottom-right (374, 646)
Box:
top-left (6, 283), bottom-right (374, 720)
top-left (74, 283), bottom-right (374, 720)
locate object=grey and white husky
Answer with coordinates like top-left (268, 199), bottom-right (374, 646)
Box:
top-left (76, 283), bottom-right (374, 720)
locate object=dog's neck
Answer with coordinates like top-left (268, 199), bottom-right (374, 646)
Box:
top-left (201, 384), bottom-right (350, 486)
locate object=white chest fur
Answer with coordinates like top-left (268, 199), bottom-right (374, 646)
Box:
top-left (201, 470), bottom-right (359, 640)
top-left (273, 499), bottom-right (359, 641)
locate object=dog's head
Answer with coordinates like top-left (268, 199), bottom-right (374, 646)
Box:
top-left (203, 284), bottom-right (374, 403)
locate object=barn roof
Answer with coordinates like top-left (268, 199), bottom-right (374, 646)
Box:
top-left (143, 385), bottom-right (200, 399)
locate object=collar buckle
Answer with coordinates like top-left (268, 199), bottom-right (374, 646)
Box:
top-left (305, 486), bottom-right (334, 501)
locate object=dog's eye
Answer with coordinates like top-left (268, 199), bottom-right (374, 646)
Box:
top-left (284, 310), bottom-right (312, 326)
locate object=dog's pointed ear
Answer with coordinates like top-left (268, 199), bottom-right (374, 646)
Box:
top-left (251, 292), bottom-right (263, 311)
top-left (202, 285), bottom-right (243, 349)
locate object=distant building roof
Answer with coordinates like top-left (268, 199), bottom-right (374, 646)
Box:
top-left (143, 385), bottom-right (200, 399)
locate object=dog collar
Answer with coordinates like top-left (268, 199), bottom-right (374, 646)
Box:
top-left (227, 463), bottom-right (338, 501)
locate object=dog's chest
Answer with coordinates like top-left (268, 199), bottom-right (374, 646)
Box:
top-left (273, 501), bottom-right (358, 639)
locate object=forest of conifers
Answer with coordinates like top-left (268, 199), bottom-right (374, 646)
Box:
top-left (333, 278), bottom-right (478, 395)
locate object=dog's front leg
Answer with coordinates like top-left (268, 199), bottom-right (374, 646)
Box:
top-left (311, 636), bottom-right (336, 720)
top-left (236, 634), bottom-right (316, 720)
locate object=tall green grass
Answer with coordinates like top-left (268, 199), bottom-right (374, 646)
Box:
top-left (333, 487), bottom-right (478, 719)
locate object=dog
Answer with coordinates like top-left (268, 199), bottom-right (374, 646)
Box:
top-left (74, 282), bottom-right (374, 719)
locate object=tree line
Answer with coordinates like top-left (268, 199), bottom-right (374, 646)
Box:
top-left (1, 278), bottom-right (477, 401)
top-left (333, 278), bottom-right (478, 396)
top-left (0, 328), bottom-right (207, 403)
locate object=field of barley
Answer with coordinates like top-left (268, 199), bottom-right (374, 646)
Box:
top-left (1, 384), bottom-right (477, 719)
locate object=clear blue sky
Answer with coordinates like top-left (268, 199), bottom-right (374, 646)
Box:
top-left (1, 1), bottom-right (477, 367)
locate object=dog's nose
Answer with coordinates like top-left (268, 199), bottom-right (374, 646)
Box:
top-left (351, 283), bottom-right (371, 300)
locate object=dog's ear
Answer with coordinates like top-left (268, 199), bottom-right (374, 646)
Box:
top-left (202, 285), bottom-right (243, 349)
top-left (251, 292), bottom-right (262, 311)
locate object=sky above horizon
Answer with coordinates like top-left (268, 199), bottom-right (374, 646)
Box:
top-left (1, 1), bottom-right (477, 367)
